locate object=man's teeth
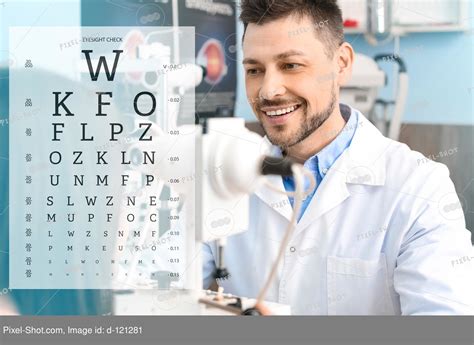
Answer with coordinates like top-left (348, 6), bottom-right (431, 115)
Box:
top-left (265, 105), bottom-right (298, 116)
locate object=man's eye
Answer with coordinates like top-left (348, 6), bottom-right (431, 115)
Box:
top-left (284, 63), bottom-right (301, 70)
top-left (246, 68), bottom-right (259, 76)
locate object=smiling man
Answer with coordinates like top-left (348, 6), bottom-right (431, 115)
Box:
top-left (242, 2), bottom-right (348, 164)
top-left (202, 0), bottom-right (474, 315)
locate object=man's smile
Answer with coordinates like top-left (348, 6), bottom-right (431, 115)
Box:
top-left (259, 103), bottom-right (302, 125)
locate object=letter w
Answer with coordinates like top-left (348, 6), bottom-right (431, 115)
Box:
top-left (82, 50), bottom-right (123, 81)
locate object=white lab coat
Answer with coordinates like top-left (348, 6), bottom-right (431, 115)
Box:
top-left (202, 112), bottom-right (474, 315)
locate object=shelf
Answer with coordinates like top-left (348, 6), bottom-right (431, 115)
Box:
top-left (340, 0), bottom-right (471, 36)
top-left (344, 24), bottom-right (470, 36)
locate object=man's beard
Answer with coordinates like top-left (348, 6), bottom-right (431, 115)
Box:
top-left (262, 87), bottom-right (337, 151)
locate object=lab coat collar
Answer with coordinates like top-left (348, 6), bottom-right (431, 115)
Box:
top-left (337, 110), bottom-right (389, 187)
top-left (254, 111), bottom-right (390, 223)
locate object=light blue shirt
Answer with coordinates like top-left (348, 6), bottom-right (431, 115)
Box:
top-left (282, 104), bottom-right (358, 221)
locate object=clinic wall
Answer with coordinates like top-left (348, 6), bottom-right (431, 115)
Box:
top-left (346, 31), bottom-right (474, 126)
top-left (234, 10), bottom-right (474, 126)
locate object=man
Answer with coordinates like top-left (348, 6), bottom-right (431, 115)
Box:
top-left (203, 0), bottom-right (474, 314)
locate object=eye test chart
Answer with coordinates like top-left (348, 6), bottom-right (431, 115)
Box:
top-left (9, 26), bottom-right (195, 289)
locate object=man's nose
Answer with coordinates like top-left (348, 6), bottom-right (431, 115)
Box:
top-left (259, 70), bottom-right (286, 100)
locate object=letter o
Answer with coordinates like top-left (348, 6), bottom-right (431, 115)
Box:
top-left (49, 151), bottom-right (62, 164)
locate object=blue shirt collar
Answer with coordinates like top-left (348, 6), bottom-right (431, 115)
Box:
top-left (313, 104), bottom-right (358, 178)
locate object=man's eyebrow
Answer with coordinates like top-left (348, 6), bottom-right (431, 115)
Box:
top-left (242, 50), bottom-right (307, 65)
top-left (242, 57), bottom-right (260, 65)
top-left (274, 49), bottom-right (306, 60)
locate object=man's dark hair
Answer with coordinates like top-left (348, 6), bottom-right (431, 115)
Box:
top-left (239, 0), bottom-right (344, 57)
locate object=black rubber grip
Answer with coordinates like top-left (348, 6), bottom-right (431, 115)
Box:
top-left (260, 156), bottom-right (295, 177)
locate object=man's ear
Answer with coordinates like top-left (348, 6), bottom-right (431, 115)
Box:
top-left (336, 42), bottom-right (354, 87)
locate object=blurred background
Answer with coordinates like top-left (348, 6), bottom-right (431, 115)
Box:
top-left (0, 0), bottom-right (472, 315)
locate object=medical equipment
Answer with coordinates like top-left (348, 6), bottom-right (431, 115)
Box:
top-left (371, 53), bottom-right (408, 140)
top-left (339, 53), bottom-right (385, 116)
top-left (366, 0), bottom-right (392, 45)
top-left (127, 117), bottom-right (315, 315)
top-left (340, 53), bottom-right (408, 140)
top-left (101, 31), bottom-right (310, 313)
top-left (340, 0), bottom-right (408, 141)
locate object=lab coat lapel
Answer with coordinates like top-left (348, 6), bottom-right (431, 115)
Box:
top-left (296, 153), bottom-right (350, 231)
top-left (297, 114), bottom-right (389, 232)
top-left (254, 136), bottom-right (293, 221)
top-left (254, 174), bottom-right (293, 221)
top-left (253, 113), bottom-right (390, 225)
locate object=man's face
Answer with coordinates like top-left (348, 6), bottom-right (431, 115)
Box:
top-left (243, 14), bottom-right (339, 149)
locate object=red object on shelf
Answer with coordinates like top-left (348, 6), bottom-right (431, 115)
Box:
top-left (344, 19), bottom-right (359, 28)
